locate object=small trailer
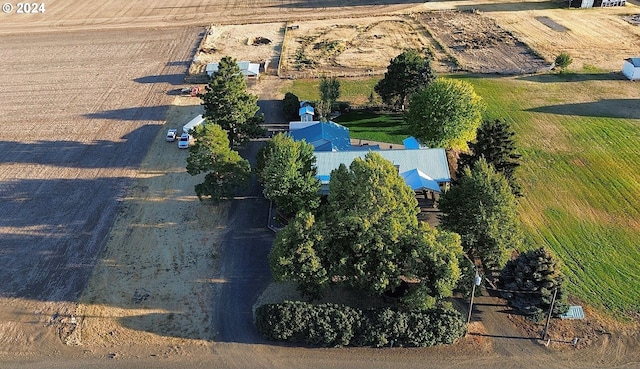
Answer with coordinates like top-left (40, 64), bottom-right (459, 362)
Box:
top-left (183, 114), bottom-right (205, 134)
top-left (622, 58), bottom-right (640, 81)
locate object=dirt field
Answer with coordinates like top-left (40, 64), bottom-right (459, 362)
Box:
top-left (422, 0), bottom-right (640, 71)
top-left (1, 0), bottom-right (640, 368)
top-left (189, 5), bottom-right (639, 80)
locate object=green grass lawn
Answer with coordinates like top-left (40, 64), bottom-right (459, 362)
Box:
top-left (333, 111), bottom-right (408, 145)
top-left (460, 73), bottom-right (640, 318)
top-left (283, 73), bottom-right (640, 318)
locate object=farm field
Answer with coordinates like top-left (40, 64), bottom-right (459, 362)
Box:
top-left (0, 0), bottom-right (640, 368)
top-left (463, 73), bottom-right (640, 316)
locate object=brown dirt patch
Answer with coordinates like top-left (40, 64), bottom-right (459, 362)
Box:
top-left (418, 10), bottom-right (550, 74)
top-left (280, 16), bottom-right (433, 77)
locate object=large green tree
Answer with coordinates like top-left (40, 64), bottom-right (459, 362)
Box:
top-left (269, 152), bottom-right (463, 306)
top-left (499, 248), bottom-right (569, 321)
top-left (405, 78), bottom-right (484, 150)
top-left (438, 158), bottom-right (522, 272)
top-left (199, 56), bottom-right (266, 147)
top-left (269, 211), bottom-right (329, 299)
top-left (374, 49), bottom-right (435, 109)
top-left (258, 133), bottom-right (320, 217)
top-left (186, 122), bottom-right (251, 201)
top-left (457, 119), bottom-right (522, 196)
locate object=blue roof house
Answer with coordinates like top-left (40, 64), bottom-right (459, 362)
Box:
top-left (290, 121), bottom-right (352, 152)
top-left (314, 149), bottom-right (451, 194)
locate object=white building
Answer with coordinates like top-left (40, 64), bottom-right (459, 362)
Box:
top-left (206, 61), bottom-right (260, 78)
top-left (622, 58), bottom-right (640, 81)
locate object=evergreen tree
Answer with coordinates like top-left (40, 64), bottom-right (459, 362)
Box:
top-left (375, 49), bottom-right (435, 109)
top-left (199, 56), bottom-right (265, 147)
top-left (439, 158), bottom-right (523, 272)
top-left (282, 92), bottom-right (301, 121)
top-left (499, 248), bottom-right (569, 321)
top-left (457, 119), bottom-right (522, 196)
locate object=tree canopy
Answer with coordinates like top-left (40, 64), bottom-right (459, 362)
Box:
top-left (405, 78), bottom-right (484, 150)
top-left (438, 158), bottom-right (522, 271)
top-left (282, 92), bottom-right (301, 121)
top-left (318, 75), bottom-right (340, 119)
top-left (457, 119), bottom-right (522, 196)
top-left (269, 211), bottom-right (328, 299)
top-left (258, 133), bottom-right (320, 217)
top-left (374, 49), bottom-right (435, 109)
top-left (499, 248), bottom-right (569, 321)
top-left (186, 122), bottom-right (251, 201)
top-left (269, 152), bottom-right (463, 308)
top-left (199, 56), bottom-right (265, 147)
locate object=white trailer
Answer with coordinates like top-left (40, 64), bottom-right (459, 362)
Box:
top-left (622, 58), bottom-right (640, 81)
top-left (183, 114), bottom-right (205, 134)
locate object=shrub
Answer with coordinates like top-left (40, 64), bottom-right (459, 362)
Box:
top-left (554, 52), bottom-right (572, 71)
top-left (255, 301), bottom-right (466, 347)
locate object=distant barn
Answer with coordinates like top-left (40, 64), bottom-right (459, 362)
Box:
top-left (568, 0), bottom-right (625, 7)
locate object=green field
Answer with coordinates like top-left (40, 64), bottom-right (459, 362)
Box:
top-left (463, 73), bottom-right (640, 317)
top-left (283, 73), bottom-right (640, 318)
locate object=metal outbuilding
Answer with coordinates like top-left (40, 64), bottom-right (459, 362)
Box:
top-left (622, 58), bottom-right (640, 81)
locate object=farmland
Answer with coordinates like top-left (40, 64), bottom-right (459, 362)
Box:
top-left (0, 0), bottom-right (639, 368)
top-left (464, 73), bottom-right (640, 316)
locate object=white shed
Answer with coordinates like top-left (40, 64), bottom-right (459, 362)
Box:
top-left (183, 114), bottom-right (205, 134)
top-left (206, 61), bottom-right (260, 78)
top-left (622, 58), bottom-right (640, 81)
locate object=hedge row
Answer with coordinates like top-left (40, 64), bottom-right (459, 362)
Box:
top-left (255, 301), bottom-right (466, 347)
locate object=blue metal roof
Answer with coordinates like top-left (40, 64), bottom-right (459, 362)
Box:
top-left (290, 122), bottom-right (352, 152)
top-left (403, 136), bottom-right (421, 150)
top-left (299, 105), bottom-right (314, 116)
top-left (314, 148), bottom-right (451, 186)
top-left (401, 168), bottom-right (441, 192)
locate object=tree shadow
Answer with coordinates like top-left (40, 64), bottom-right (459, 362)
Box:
top-left (518, 72), bottom-right (627, 83)
top-left (526, 99), bottom-right (640, 119)
top-left (0, 177), bottom-right (130, 301)
top-left (84, 105), bottom-right (171, 121)
top-left (0, 125), bottom-right (160, 168)
top-left (133, 74), bottom-right (187, 85)
top-left (273, 0), bottom-right (423, 9)
top-left (455, 0), bottom-right (564, 12)
top-left (119, 313), bottom-right (213, 341)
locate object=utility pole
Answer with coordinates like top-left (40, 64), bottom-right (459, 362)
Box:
top-left (541, 287), bottom-right (558, 341)
top-left (466, 271), bottom-right (482, 324)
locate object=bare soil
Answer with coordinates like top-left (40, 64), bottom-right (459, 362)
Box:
top-left (1, 0), bottom-right (640, 368)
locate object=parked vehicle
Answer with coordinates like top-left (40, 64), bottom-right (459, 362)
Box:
top-left (180, 86), bottom-right (200, 97)
top-left (178, 133), bottom-right (190, 149)
top-left (166, 128), bottom-right (177, 142)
